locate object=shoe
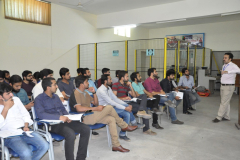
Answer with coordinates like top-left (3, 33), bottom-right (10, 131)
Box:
top-left (121, 125), bottom-right (138, 132)
top-left (92, 131), bottom-right (99, 136)
top-left (143, 129), bottom-right (157, 135)
top-left (164, 100), bottom-right (176, 108)
top-left (183, 111), bottom-right (192, 115)
top-left (137, 110), bottom-right (152, 119)
top-left (222, 117), bottom-right (230, 121)
top-left (112, 145), bottom-right (130, 153)
top-left (132, 122), bottom-right (145, 129)
top-left (188, 107), bottom-right (196, 111)
top-left (152, 108), bottom-right (161, 114)
top-left (212, 118), bottom-right (220, 123)
top-left (172, 119), bottom-right (184, 125)
top-left (152, 123), bottom-right (164, 129)
top-left (119, 135), bottom-right (131, 142)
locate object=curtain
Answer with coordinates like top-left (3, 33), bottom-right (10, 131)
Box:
top-left (4, 0), bottom-right (51, 25)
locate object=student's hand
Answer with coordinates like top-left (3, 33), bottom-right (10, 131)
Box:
top-left (59, 116), bottom-right (69, 122)
top-left (3, 97), bottom-right (14, 109)
top-left (175, 96), bottom-right (180, 100)
top-left (29, 101), bottom-right (34, 107)
top-left (126, 82), bottom-right (132, 87)
top-left (87, 87), bottom-right (95, 93)
top-left (124, 97), bottom-right (131, 100)
top-left (185, 86), bottom-right (189, 89)
top-left (125, 106), bottom-right (132, 112)
top-left (23, 127), bottom-right (30, 131)
top-left (60, 97), bottom-right (64, 102)
top-left (96, 105), bottom-right (104, 111)
top-left (221, 70), bottom-right (228, 74)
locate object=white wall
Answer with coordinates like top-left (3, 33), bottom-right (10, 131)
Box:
top-left (0, 2), bottom-right (149, 79)
top-left (149, 20), bottom-right (240, 51)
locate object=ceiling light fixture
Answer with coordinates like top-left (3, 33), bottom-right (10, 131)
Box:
top-left (221, 11), bottom-right (240, 16)
top-left (156, 19), bottom-right (186, 24)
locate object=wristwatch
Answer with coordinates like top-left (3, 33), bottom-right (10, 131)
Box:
top-left (92, 92), bottom-right (96, 94)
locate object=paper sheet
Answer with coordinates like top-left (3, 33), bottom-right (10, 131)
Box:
top-left (64, 114), bottom-right (83, 121)
top-left (40, 120), bottom-right (63, 124)
top-left (158, 94), bottom-right (168, 97)
top-left (173, 91), bottom-right (183, 99)
top-left (147, 97), bottom-right (156, 100)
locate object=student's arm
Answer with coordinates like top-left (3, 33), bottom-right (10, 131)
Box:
top-left (0, 97), bottom-right (14, 128)
top-left (23, 90), bottom-right (33, 110)
top-left (87, 87), bottom-right (99, 106)
top-left (56, 88), bottom-right (64, 102)
top-left (128, 82), bottom-right (137, 98)
top-left (178, 77), bottom-right (183, 87)
top-left (16, 98), bottom-right (33, 126)
top-left (61, 91), bottom-right (69, 100)
top-left (227, 64), bottom-right (240, 74)
top-left (143, 89), bottom-right (153, 97)
top-left (75, 104), bottom-right (103, 112)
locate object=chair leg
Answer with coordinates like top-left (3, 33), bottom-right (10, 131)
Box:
top-left (62, 140), bottom-right (65, 151)
top-left (106, 125), bottom-right (112, 148)
top-left (167, 106), bottom-right (169, 120)
top-left (4, 147), bottom-right (10, 160)
top-left (195, 104), bottom-right (197, 109)
top-left (159, 114), bottom-right (161, 124)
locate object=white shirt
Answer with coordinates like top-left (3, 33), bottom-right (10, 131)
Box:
top-left (0, 97), bottom-right (33, 131)
top-left (221, 62), bottom-right (240, 84)
top-left (32, 80), bottom-right (63, 99)
top-left (96, 84), bottom-right (128, 110)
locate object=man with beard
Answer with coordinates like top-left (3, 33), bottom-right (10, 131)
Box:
top-left (58, 67), bottom-right (75, 100)
top-left (3, 70), bottom-right (10, 84)
top-left (131, 72), bottom-right (164, 129)
top-left (0, 71), bottom-right (4, 83)
top-left (82, 68), bottom-right (97, 96)
top-left (97, 74), bottom-right (144, 141)
top-left (9, 75), bottom-right (34, 111)
top-left (0, 82), bottom-right (49, 160)
top-left (21, 70), bottom-right (36, 99)
top-left (144, 68), bottom-right (183, 125)
top-left (69, 75), bottom-right (137, 152)
top-left (178, 68), bottom-right (201, 110)
top-left (160, 69), bottom-right (192, 114)
top-left (97, 68), bottom-right (110, 88)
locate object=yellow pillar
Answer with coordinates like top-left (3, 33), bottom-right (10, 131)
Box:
top-left (94, 43), bottom-right (97, 80)
top-left (125, 41), bottom-right (128, 71)
top-left (202, 47), bottom-right (205, 67)
top-left (77, 44), bottom-right (80, 68)
top-left (187, 43), bottom-right (190, 69)
top-left (164, 38), bottom-right (167, 78)
top-left (175, 48), bottom-right (177, 78)
top-left (194, 45), bottom-right (197, 83)
top-left (150, 56), bottom-right (152, 68)
top-left (212, 52), bottom-right (220, 74)
top-left (178, 41), bottom-right (180, 73)
top-left (134, 50), bottom-right (137, 72)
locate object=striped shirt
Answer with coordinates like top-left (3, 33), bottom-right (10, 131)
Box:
top-left (112, 82), bottom-right (130, 98)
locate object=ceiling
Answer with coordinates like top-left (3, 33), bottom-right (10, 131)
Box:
top-left (46, 0), bottom-right (184, 15)
top-left (138, 13), bottom-right (240, 29)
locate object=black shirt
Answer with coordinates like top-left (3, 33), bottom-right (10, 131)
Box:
top-left (160, 78), bottom-right (174, 93)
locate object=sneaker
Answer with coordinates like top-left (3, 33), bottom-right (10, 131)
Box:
top-left (132, 122), bottom-right (145, 129)
top-left (143, 129), bottom-right (157, 135)
top-left (137, 110), bottom-right (152, 119)
top-left (222, 117), bottom-right (230, 121)
top-left (152, 123), bottom-right (164, 129)
top-left (212, 118), bottom-right (220, 123)
top-left (119, 135), bottom-right (131, 142)
top-left (171, 119), bottom-right (184, 125)
top-left (164, 100), bottom-right (176, 108)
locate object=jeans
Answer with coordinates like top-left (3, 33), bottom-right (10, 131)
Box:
top-left (4, 132), bottom-right (49, 160)
top-left (188, 91), bottom-right (201, 105)
top-left (51, 121), bottom-right (90, 160)
top-left (159, 92), bottom-right (177, 121)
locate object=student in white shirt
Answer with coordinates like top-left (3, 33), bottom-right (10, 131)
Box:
top-left (0, 82), bottom-right (48, 160)
top-left (32, 69), bottom-right (64, 101)
top-left (213, 53), bottom-right (240, 123)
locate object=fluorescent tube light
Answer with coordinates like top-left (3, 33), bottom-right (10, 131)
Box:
top-left (221, 11), bottom-right (240, 16)
top-left (156, 19), bottom-right (186, 24)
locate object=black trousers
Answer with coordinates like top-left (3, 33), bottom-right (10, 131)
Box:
top-left (147, 95), bottom-right (161, 124)
top-left (180, 90), bottom-right (191, 113)
top-left (51, 121), bottom-right (90, 160)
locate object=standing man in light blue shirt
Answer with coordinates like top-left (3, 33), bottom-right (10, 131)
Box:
top-left (82, 68), bottom-right (98, 96)
top-left (178, 68), bottom-right (201, 110)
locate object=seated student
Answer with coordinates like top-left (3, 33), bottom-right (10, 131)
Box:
top-left (58, 67), bottom-right (75, 100)
top-left (112, 70), bottom-right (120, 84)
top-left (77, 68), bottom-right (83, 76)
top-left (112, 71), bottom-right (156, 135)
top-left (34, 77), bottom-right (90, 160)
top-left (32, 69), bottom-right (64, 102)
top-left (97, 74), bottom-right (144, 141)
top-left (9, 75), bottom-right (34, 111)
top-left (130, 72), bottom-right (163, 129)
top-left (144, 68), bottom-right (184, 125)
top-left (178, 68), bottom-right (201, 110)
top-left (22, 70), bottom-right (36, 99)
top-left (0, 82), bottom-right (49, 160)
top-left (82, 68), bottom-right (97, 96)
top-left (0, 71), bottom-right (4, 83)
top-left (97, 68), bottom-right (110, 88)
top-left (3, 70), bottom-right (10, 84)
top-left (33, 71), bottom-right (41, 83)
top-left (69, 75), bottom-right (137, 152)
top-left (161, 69), bottom-right (192, 114)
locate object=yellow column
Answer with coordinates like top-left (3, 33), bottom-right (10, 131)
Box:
top-left (212, 52), bottom-right (220, 74)
top-left (178, 41), bottom-right (180, 73)
top-left (194, 45), bottom-right (197, 83)
top-left (164, 38), bottom-right (167, 78)
top-left (77, 44), bottom-right (80, 68)
top-left (187, 43), bottom-right (190, 69)
top-left (94, 43), bottom-right (97, 80)
top-left (125, 41), bottom-right (128, 71)
top-left (150, 56), bottom-right (152, 69)
top-left (175, 48), bottom-right (177, 78)
top-left (134, 50), bottom-right (137, 72)
top-left (202, 47), bottom-right (205, 67)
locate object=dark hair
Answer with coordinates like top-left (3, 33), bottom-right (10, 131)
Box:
top-left (59, 67), bottom-right (69, 79)
top-left (82, 68), bottom-right (89, 75)
top-left (22, 70), bottom-right (32, 79)
top-left (102, 68), bottom-right (110, 74)
top-left (77, 68), bottom-right (83, 74)
top-left (166, 69), bottom-right (175, 77)
top-left (147, 68), bottom-right (156, 77)
top-left (48, 69), bottom-right (53, 75)
top-left (42, 77), bottom-right (55, 91)
top-left (101, 74), bottom-right (110, 84)
top-left (75, 75), bottom-right (88, 88)
top-left (118, 71), bottom-right (128, 80)
top-left (0, 71), bottom-right (4, 79)
top-left (130, 72), bottom-right (139, 81)
top-left (40, 69), bottom-right (50, 79)
top-left (3, 70), bottom-right (9, 78)
top-left (0, 82), bottom-right (12, 96)
top-left (225, 52), bottom-right (234, 61)
top-left (115, 70), bottom-right (120, 77)
top-left (182, 68), bottom-right (188, 74)
top-left (9, 75), bottom-right (22, 85)
top-left (33, 72), bottom-right (40, 82)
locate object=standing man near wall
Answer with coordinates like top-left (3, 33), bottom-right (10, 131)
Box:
top-left (213, 53), bottom-right (240, 123)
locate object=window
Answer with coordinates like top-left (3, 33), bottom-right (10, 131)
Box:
top-left (4, 0), bottom-right (51, 25)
